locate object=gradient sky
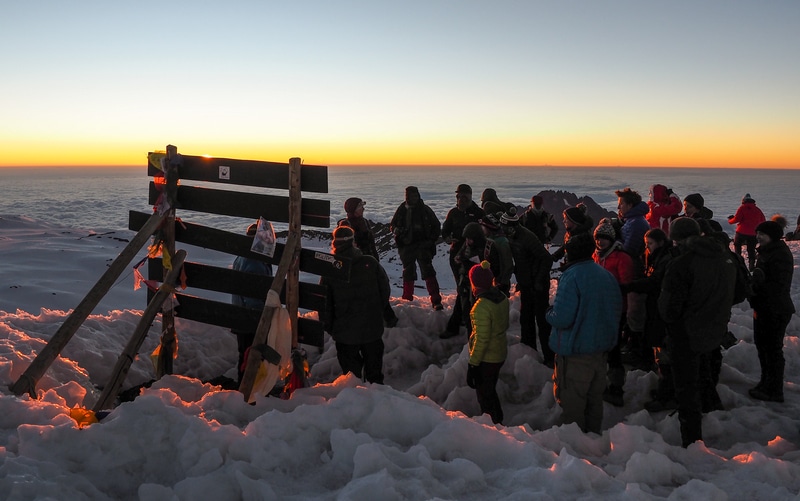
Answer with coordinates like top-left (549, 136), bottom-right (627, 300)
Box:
top-left (2, 1), bottom-right (799, 168)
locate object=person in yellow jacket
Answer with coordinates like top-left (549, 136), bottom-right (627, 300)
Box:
top-left (466, 260), bottom-right (510, 424)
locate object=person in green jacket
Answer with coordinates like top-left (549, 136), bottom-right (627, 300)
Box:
top-left (466, 260), bottom-right (510, 424)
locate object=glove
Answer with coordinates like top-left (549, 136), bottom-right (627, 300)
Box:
top-left (466, 364), bottom-right (480, 389)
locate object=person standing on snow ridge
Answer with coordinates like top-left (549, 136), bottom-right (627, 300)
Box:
top-left (646, 184), bottom-right (682, 237)
top-left (465, 260), bottom-right (510, 425)
top-left (338, 197), bottom-right (399, 328)
top-left (727, 193), bottom-right (766, 270)
top-left (441, 184), bottom-right (485, 336)
top-left (390, 186), bottom-right (443, 310)
top-left (321, 226), bottom-right (390, 384)
top-left (522, 195), bottom-right (558, 244)
top-left (547, 233), bottom-right (622, 435)
top-left (682, 193), bottom-right (722, 233)
top-left (231, 222), bottom-right (274, 386)
top-left (551, 203), bottom-right (594, 265)
top-left (748, 220), bottom-right (795, 403)
top-left (658, 217), bottom-right (736, 448)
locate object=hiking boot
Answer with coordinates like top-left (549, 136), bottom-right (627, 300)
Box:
top-left (603, 385), bottom-right (624, 407)
top-left (644, 398), bottom-right (677, 413)
top-left (749, 387), bottom-right (784, 403)
top-left (433, 302), bottom-right (443, 311)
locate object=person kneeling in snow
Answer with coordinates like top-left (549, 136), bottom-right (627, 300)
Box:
top-left (547, 233), bottom-right (623, 435)
top-left (466, 260), bottom-right (509, 424)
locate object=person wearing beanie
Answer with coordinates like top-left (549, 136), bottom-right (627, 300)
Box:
top-left (658, 216), bottom-right (737, 447)
top-left (552, 203), bottom-right (594, 265)
top-left (592, 218), bottom-right (636, 407)
top-left (748, 219), bottom-right (795, 403)
top-left (321, 225), bottom-right (391, 384)
top-left (727, 193), bottom-right (766, 270)
top-left (522, 194), bottom-right (558, 244)
top-left (466, 260), bottom-right (510, 425)
top-left (231, 222), bottom-right (274, 385)
top-left (480, 188), bottom-right (512, 218)
top-left (682, 192), bottom-right (722, 233)
top-left (339, 198), bottom-right (398, 327)
top-left (646, 184), bottom-right (682, 236)
top-left (390, 186), bottom-right (443, 309)
top-left (546, 232), bottom-right (623, 434)
top-left (440, 184), bottom-right (486, 337)
top-left (479, 213), bottom-right (514, 296)
top-left (501, 211), bottom-right (554, 365)
top-left (625, 228), bottom-right (680, 412)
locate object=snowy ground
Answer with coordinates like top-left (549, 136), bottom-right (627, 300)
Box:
top-left (1, 215), bottom-right (799, 500)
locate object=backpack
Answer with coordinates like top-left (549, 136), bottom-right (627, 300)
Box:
top-left (730, 251), bottom-right (753, 305)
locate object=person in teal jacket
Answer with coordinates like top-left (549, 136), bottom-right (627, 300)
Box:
top-left (466, 260), bottom-right (510, 424)
top-left (547, 233), bottom-right (623, 434)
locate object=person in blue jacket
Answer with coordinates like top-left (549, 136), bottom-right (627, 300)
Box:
top-left (231, 222), bottom-right (274, 385)
top-left (547, 233), bottom-right (623, 434)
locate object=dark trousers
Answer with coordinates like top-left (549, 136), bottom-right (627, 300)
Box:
top-left (336, 339), bottom-right (385, 384)
top-left (753, 310), bottom-right (791, 394)
top-left (734, 232), bottom-right (757, 269)
top-left (474, 361), bottom-right (504, 424)
top-left (398, 242), bottom-right (436, 281)
top-left (235, 331), bottom-right (256, 384)
top-left (669, 336), bottom-right (716, 447)
top-left (518, 285), bottom-right (554, 365)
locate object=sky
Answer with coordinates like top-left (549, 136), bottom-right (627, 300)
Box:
top-left (0, 215), bottom-right (799, 499)
top-left (2, 1), bottom-right (800, 169)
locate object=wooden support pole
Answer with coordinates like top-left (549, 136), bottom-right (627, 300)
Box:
top-left (92, 250), bottom-right (187, 411)
top-left (9, 213), bottom-right (166, 398)
top-left (287, 157), bottom-right (302, 348)
top-left (156, 144), bottom-right (179, 378)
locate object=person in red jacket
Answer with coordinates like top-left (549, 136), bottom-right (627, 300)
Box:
top-left (592, 218), bottom-right (635, 407)
top-left (727, 193), bottom-right (766, 270)
top-left (646, 184), bottom-right (682, 236)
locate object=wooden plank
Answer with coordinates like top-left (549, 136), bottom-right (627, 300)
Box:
top-left (158, 293), bottom-right (324, 347)
top-left (148, 154), bottom-right (328, 193)
top-left (148, 183), bottom-right (330, 228)
top-left (287, 157), bottom-right (302, 348)
top-left (9, 213), bottom-right (166, 398)
top-left (129, 210), bottom-right (350, 280)
top-left (156, 145), bottom-right (180, 378)
top-left (92, 250), bottom-right (187, 411)
top-left (146, 259), bottom-right (327, 313)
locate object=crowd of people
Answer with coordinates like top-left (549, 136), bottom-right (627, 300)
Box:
top-left (236, 183), bottom-right (797, 449)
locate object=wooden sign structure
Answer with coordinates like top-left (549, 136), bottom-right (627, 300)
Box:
top-left (11, 145), bottom-right (350, 406)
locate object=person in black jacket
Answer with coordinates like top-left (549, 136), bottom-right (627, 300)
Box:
top-left (551, 204), bottom-right (594, 265)
top-left (390, 186), bottom-right (443, 310)
top-left (748, 220), bottom-right (796, 402)
top-left (522, 195), bottom-right (558, 244)
top-left (441, 184), bottom-right (485, 336)
top-left (500, 211), bottom-right (554, 366)
top-left (625, 228), bottom-right (678, 411)
top-left (338, 197), bottom-right (398, 328)
top-left (658, 217), bottom-right (736, 448)
top-left (321, 226), bottom-right (391, 384)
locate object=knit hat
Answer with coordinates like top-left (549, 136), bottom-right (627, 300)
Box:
top-left (756, 220), bottom-right (783, 241)
top-left (684, 193), bottom-right (704, 210)
top-left (593, 218), bottom-right (617, 242)
top-left (500, 208), bottom-right (519, 226)
top-left (468, 260), bottom-right (494, 293)
top-left (344, 197), bottom-right (364, 216)
top-left (405, 186), bottom-right (420, 199)
top-left (480, 213), bottom-right (500, 231)
top-left (564, 233), bottom-right (595, 261)
top-left (332, 225), bottom-right (355, 252)
top-left (246, 222), bottom-right (258, 236)
top-left (742, 193), bottom-right (755, 204)
top-left (531, 195), bottom-right (544, 208)
top-left (564, 204), bottom-right (588, 226)
top-left (455, 184), bottom-right (472, 194)
top-left (669, 217), bottom-right (701, 241)
top-left (462, 222), bottom-right (483, 240)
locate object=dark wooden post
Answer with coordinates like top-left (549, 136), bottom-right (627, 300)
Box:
top-left (287, 158), bottom-right (301, 347)
top-left (92, 250), bottom-right (187, 411)
top-left (155, 144), bottom-right (180, 377)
